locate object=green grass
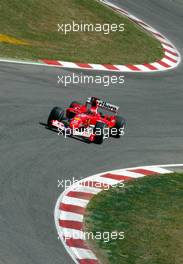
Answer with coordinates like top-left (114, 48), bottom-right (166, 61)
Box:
top-left (84, 173), bottom-right (183, 264)
top-left (0, 0), bottom-right (163, 64)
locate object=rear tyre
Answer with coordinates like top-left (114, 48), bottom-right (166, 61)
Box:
top-left (93, 122), bottom-right (107, 144)
top-left (47, 107), bottom-right (64, 127)
top-left (113, 116), bottom-right (126, 138)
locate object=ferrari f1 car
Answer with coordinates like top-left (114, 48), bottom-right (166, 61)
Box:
top-left (47, 97), bottom-right (126, 144)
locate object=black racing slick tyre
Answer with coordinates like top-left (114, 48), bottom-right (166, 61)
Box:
top-left (47, 107), bottom-right (64, 127)
top-left (114, 116), bottom-right (126, 138)
top-left (94, 122), bottom-right (107, 144)
top-left (69, 101), bottom-right (81, 108)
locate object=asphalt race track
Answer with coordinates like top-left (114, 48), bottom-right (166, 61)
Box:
top-left (0, 1), bottom-right (183, 263)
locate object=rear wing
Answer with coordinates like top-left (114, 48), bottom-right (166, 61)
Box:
top-left (86, 97), bottom-right (119, 113)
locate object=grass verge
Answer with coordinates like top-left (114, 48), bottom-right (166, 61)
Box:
top-left (84, 173), bottom-right (183, 264)
top-left (0, 0), bottom-right (163, 64)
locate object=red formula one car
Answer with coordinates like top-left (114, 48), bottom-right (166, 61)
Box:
top-left (47, 97), bottom-right (126, 144)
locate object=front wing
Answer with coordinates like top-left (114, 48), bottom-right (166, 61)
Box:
top-left (51, 120), bottom-right (95, 140)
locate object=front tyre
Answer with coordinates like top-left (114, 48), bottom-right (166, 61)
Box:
top-left (47, 107), bottom-right (64, 127)
top-left (114, 116), bottom-right (126, 138)
top-left (93, 122), bottom-right (107, 144)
